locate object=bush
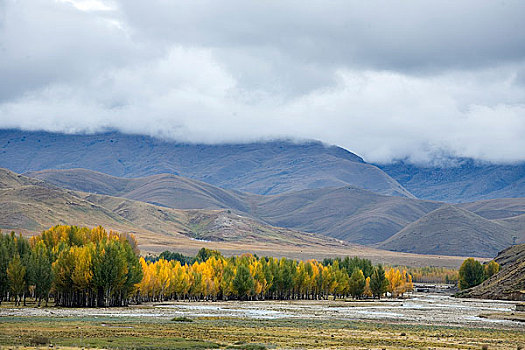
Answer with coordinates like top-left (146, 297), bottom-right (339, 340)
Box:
top-left (29, 336), bottom-right (50, 345)
top-left (171, 316), bottom-right (193, 322)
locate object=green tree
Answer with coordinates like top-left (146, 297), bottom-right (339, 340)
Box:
top-left (275, 258), bottom-right (295, 299)
top-left (29, 242), bottom-right (53, 306)
top-left (121, 242), bottom-right (143, 303)
top-left (484, 260), bottom-right (500, 279)
top-left (7, 254), bottom-right (26, 306)
top-left (348, 269), bottom-right (365, 299)
top-left (232, 264), bottom-right (254, 300)
top-left (459, 258), bottom-right (485, 290)
top-left (195, 248), bottom-right (222, 262)
top-left (92, 240), bottom-right (128, 306)
top-left (0, 235), bottom-right (10, 305)
top-left (370, 264), bottom-right (388, 299)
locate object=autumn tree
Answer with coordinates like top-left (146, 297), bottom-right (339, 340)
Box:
top-left (484, 260), bottom-right (500, 279)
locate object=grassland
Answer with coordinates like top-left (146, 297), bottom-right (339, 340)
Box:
top-left (1, 296), bottom-right (523, 350)
top-left (0, 313), bottom-right (523, 349)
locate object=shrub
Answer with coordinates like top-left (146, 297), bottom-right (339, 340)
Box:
top-left (29, 336), bottom-right (50, 345)
top-left (171, 316), bottom-right (193, 322)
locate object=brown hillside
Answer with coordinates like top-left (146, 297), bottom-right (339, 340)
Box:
top-left (1, 167), bottom-right (466, 267)
top-left (458, 244), bottom-right (525, 301)
top-left (377, 205), bottom-right (516, 257)
top-left (27, 168), bottom-right (251, 211)
top-left (27, 168), bottom-right (441, 245)
top-left (458, 198), bottom-right (525, 220)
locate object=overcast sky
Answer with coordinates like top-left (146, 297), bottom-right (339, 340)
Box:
top-left (1, 0), bottom-right (525, 164)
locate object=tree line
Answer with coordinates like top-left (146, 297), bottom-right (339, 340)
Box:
top-left (137, 249), bottom-right (414, 301)
top-left (0, 226), bottom-right (143, 307)
top-left (0, 225), bottom-right (417, 307)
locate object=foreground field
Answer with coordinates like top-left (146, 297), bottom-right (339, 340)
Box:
top-left (0, 294), bottom-right (523, 349)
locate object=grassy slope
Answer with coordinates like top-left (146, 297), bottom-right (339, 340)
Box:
top-left (27, 168), bottom-right (441, 245)
top-left (458, 244), bottom-right (525, 300)
top-left (459, 198), bottom-right (525, 243)
top-left (377, 205), bottom-right (516, 258)
top-left (1, 168), bottom-right (466, 267)
top-left (27, 168), bottom-right (524, 255)
top-left (253, 186), bottom-right (441, 245)
top-left (27, 168), bottom-right (251, 211)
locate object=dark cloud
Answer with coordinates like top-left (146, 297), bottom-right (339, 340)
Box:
top-left (0, 0), bottom-right (524, 164)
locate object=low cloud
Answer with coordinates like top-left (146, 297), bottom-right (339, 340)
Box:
top-left (1, 0), bottom-right (525, 164)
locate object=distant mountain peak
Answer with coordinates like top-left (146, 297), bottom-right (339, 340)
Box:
top-left (378, 203), bottom-right (516, 257)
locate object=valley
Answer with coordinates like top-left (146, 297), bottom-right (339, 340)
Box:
top-left (1, 294), bottom-right (523, 349)
top-left (0, 168), bottom-right (468, 267)
top-left (2, 2), bottom-right (525, 349)
top-left (20, 166), bottom-right (525, 258)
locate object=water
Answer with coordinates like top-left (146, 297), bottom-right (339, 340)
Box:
top-left (1, 293), bottom-right (522, 328)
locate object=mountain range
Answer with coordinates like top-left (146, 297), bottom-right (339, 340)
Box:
top-left (1, 129), bottom-right (524, 259)
top-left (0, 129), bottom-right (411, 197)
top-left (20, 167), bottom-right (525, 257)
top-left (0, 167), bottom-right (468, 267)
top-left (379, 160), bottom-right (525, 203)
top-left (27, 168), bottom-right (441, 245)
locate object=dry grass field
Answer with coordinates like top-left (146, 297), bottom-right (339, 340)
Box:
top-left (0, 294), bottom-right (523, 350)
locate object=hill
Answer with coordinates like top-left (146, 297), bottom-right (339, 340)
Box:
top-left (0, 129), bottom-right (412, 197)
top-left (27, 168), bottom-right (251, 212)
top-left (1, 168), bottom-right (465, 266)
top-left (458, 197), bottom-right (525, 220)
top-left (457, 244), bottom-right (525, 301)
top-left (0, 169), bottom-right (135, 233)
top-left (253, 186), bottom-right (441, 245)
top-left (27, 168), bottom-right (441, 245)
top-left (458, 198), bottom-right (525, 244)
top-left (379, 159), bottom-right (525, 202)
top-left (377, 205), bottom-right (517, 257)
top-left (28, 167), bottom-right (524, 250)
top-left (0, 167), bottom-right (341, 250)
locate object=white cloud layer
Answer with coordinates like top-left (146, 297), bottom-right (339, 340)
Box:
top-left (1, 0), bottom-right (525, 164)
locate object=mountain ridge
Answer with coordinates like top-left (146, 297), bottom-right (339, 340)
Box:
top-left (0, 129), bottom-right (413, 198)
top-left (27, 168), bottom-right (442, 245)
top-left (0, 167), bottom-right (469, 267)
top-left (377, 205), bottom-right (517, 257)
top-left (26, 167), bottom-right (525, 254)
top-left (379, 159), bottom-right (525, 203)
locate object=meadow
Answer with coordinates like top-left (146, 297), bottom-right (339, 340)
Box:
top-left (1, 294), bottom-right (523, 350)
